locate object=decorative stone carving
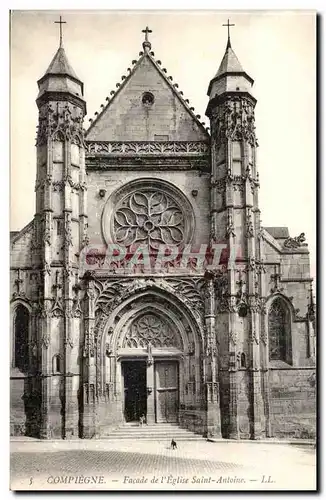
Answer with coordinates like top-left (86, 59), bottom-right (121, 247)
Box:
top-left (211, 96), bottom-right (258, 147)
top-left (93, 277), bottom-right (206, 348)
top-left (165, 278), bottom-right (205, 317)
top-left (12, 269), bottom-right (25, 299)
top-left (214, 271), bottom-right (229, 313)
top-left (105, 343), bottom-right (112, 357)
top-left (283, 233), bottom-right (306, 249)
top-left (187, 341), bottom-right (195, 356)
top-left (260, 327), bottom-right (267, 345)
top-left (42, 212), bottom-right (52, 247)
top-left (86, 141), bottom-right (209, 155)
top-left (40, 333), bottom-right (50, 349)
top-left (211, 178), bottom-right (226, 193)
top-left (248, 295), bottom-right (260, 313)
top-left (229, 330), bottom-right (238, 346)
top-left (83, 326), bottom-right (95, 358)
top-left (249, 327), bottom-right (259, 345)
top-left (72, 285), bottom-right (83, 318)
top-left (123, 314), bottom-right (182, 349)
top-left (51, 270), bottom-right (64, 317)
top-left (113, 189), bottom-right (185, 249)
top-left (64, 337), bottom-right (74, 348)
top-left (270, 266), bottom-right (284, 294)
top-left (245, 210), bottom-right (254, 238)
top-left (36, 102), bottom-right (85, 147)
top-left (257, 260), bottom-right (267, 274)
top-left (247, 257), bottom-right (256, 271)
top-left (226, 213), bottom-right (235, 238)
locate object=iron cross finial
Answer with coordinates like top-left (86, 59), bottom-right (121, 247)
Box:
top-left (222, 19), bottom-right (235, 48)
top-left (142, 26), bottom-right (152, 43)
top-left (54, 15), bottom-right (66, 47)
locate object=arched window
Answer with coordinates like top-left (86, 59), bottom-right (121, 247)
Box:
top-left (241, 353), bottom-right (246, 368)
top-left (14, 304), bottom-right (29, 372)
top-left (268, 298), bottom-right (292, 363)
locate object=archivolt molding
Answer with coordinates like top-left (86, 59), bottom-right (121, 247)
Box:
top-left (93, 285), bottom-right (203, 398)
top-left (93, 279), bottom-right (205, 351)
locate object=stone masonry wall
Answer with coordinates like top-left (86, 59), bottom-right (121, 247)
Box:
top-left (269, 368), bottom-right (316, 439)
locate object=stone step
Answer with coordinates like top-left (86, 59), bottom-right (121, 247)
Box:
top-left (103, 424), bottom-right (204, 440)
top-left (111, 429), bottom-right (195, 436)
top-left (103, 435), bottom-right (204, 441)
top-left (109, 431), bottom-right (197, 437)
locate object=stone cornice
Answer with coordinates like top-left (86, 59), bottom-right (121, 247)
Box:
top-left (86, 155), bottom-right (210, 172)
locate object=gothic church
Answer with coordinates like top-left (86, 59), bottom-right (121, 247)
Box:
top-left (10, 24), bottom-right (316, 440)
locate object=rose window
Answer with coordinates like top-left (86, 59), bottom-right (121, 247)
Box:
top-left (123, 313), bottom-right (182, 349)
top-left (114, 190), bottom-right (186, 250)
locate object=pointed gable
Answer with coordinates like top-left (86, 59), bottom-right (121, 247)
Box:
top-left (86, 52), bottom-right (209, 142)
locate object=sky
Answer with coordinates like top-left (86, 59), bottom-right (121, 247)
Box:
top-left (10, 10), bottom-right (316, 279)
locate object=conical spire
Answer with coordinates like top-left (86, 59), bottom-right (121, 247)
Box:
top-left (43, 46), bottom-right (80, 81)
top-left (206, 20), bottom-right (254, 104)
top-left (213, 44), bottom-right (245, 81)
top-left (38, 15), bottom-right (81, 84)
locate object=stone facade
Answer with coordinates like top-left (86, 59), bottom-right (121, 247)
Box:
top-left (10, 32), bottom-right (316, 440)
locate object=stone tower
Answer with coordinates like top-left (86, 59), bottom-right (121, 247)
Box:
top-left (33, 40), bottom-right (87, 438)
top-left (206, 32), bottom-right (264, 439)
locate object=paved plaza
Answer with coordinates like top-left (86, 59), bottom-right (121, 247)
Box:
top-left (10, 438), bottom-right (317, 491)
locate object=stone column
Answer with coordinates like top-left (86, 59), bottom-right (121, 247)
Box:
top-left (146, 360), bottom-right (155, 424)
top-left (39, 298), bottom-right (52, 439)
top-left (228, 267), bottom-right (239, 440)
top-left (204, 277), bottom-right (221, 438)
top-left (81, 275), bottom-right (96, 438)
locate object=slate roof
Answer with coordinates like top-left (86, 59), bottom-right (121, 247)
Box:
top-left (214, 44), bottom-right (245, 80)
top-left (264, 227), bottom-right (290, 239)
top-left (41, 46), bottom-right (80, 82)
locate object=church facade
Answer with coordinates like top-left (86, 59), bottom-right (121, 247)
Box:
top-left (10, 27), bottom-right (316, 440)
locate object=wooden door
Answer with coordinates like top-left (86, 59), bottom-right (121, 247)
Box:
top-left (123, 361), bottom-right (147, 422)
top-left (155, 361), bottom-right (178, 423)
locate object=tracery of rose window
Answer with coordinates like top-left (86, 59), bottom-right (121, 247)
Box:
top-left (113, 190), bottom-right (185, 250)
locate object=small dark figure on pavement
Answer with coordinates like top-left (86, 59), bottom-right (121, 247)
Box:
top-left (171, 438), bottom-right (177, 449)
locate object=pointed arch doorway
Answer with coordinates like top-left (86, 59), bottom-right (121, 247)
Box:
top-left (96, 287), bottom-right (203, 434)
top-left (115, 309), bottom-right (185, 425)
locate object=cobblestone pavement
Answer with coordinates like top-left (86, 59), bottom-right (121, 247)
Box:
top-left (10, 439), bottom-right (317, 491)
